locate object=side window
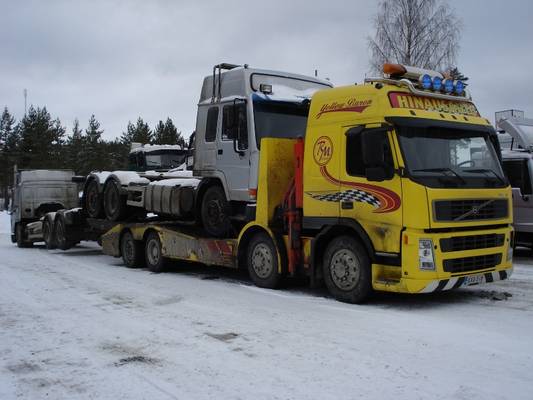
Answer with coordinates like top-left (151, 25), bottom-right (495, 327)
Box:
top-left (346, 130), bottom-right (365, 176)
top-left (205, 107), bottom-right (219, 142)
top-left (503, 160), bottom-right (532, 195)
top-left (222, 103), bottom-right (248, 150)
top-left (346, 128), bottom-right (393, 177)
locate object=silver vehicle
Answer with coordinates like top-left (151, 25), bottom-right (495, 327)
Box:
top-left (9, 169), bottom-right (79, 247)
top-left (82, 63), bottom-right (333, 237)
top-left (498, 116), bottom-right (533, 247)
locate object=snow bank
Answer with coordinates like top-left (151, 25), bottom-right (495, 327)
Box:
top-left (0, 211), bottom-right (10, 234)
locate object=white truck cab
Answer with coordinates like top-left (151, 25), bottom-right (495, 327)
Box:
top-left (10, 169), bottom-right (79, 247)
top-left (498, 117), bottom-right (533, 247)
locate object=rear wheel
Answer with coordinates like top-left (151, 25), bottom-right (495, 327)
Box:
top-left (322, 236), bottom-right (372, 304)
top-left (54, 214), bottom-right (74, 250)
top-left (201, 185), bottom-right (232, 238)
top-left (85, 179), bottom-right (104, 218)
top-left (104, 180), bottom-right (130, 221)
top-left (43, 215), bottom-right (57, 250)
top-left (121, 230), bottom-right (145, 268)
top-left (246, 232), bottom-right (282, 289)
top-left (145, 231), bottom-right (168, 273)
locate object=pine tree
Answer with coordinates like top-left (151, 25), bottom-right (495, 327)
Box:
top-left (18, 106), bottom-right (66, 169)
top-left (0, 107), bottom-right (17, 208)
top-left (67, 118), bottom-right (84, 174)
top-left (121, 117), bottom-right (152, 145)
top-left (82, 115), bottom-right (105, 173)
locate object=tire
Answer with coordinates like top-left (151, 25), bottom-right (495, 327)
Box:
top-left (322, 236), bottom-right (372, 304)
top-left (104, 179), bottom-right (130, 221)
top-left (43, 216), bottom-right (57, 250)
top-left (85, 179), bottom-right (104, 218)
top-left (144, 231), bottom-right (168, 273)
top-left (54, 213), bottom-right (74, 250)
top-left (16, 223), bottom-right (32, 248)
top-left (121, 230), bottom-right (145, 268)
top-left (246, 232), bottom-right (282, 289)
top-left (200, 185), bottom-right (232, 238)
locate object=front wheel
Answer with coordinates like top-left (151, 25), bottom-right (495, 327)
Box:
top-left (121, 230), bottom-right (145, 268)
top-left (322, 236), bottom-right (372, 304)
top-left (246, 232), bottom-right (282, 289)
top-left (144, 231), bottom-right (168, 273)
top-left (200, 185), bottom-right (232, 238)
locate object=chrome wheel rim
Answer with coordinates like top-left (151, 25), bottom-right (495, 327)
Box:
top-left (251, 243), bottom-right (273, 279)
top-left (330, 249), bottom-right (360, 291)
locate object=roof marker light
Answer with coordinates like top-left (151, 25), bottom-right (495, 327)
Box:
top-left (419, 74), bottom-right (432, 90)
top-left (443, 79), bottom-right (454, 93)
top-left (454, 80), bottom-right (465, 95)
top-left (432, 76), bottom-right (442, 91)
top-left (383, 63), bottom-right (407, 77)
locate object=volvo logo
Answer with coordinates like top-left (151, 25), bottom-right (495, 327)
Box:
top-left (471, 206), bottom-right (479, 215)
top-left (454, 199), bottom-right (495, 221)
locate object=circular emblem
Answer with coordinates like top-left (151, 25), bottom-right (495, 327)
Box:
top-left (313, 136), bottom-right (333, 166)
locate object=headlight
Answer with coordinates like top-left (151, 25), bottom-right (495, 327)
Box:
top-left (419, 239), bottom-right (436, 271)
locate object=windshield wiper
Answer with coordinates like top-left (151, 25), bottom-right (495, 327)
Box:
top-left (463, 168), bottom-right (506, 185)
top-left (412, 168), bottom-right (466, 184)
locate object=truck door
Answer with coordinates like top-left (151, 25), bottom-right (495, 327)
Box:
top-left (502, 158), bottom-right (533, 238)
top-left (194, 106), bottom-right (219, 171)
top-left (339, 125), bottom-right (403, 253)
top-left (218, 101), bottom-right (250, 201)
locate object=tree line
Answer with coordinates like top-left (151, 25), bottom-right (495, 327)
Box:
top-left (0, 106), bottom-right (186, 209)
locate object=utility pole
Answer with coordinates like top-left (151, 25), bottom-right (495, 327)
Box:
top-left (23, 89), bottom-right (27, 116)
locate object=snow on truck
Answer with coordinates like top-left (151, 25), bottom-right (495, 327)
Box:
top-left (36, 63), bottom-right (513, 303)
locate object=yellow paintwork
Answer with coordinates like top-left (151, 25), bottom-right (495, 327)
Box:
top-left (300, 82), bottom-right (513, 292)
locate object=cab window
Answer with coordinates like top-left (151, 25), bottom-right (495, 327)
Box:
top-left (205, 107), bottom-right (219, 143)
top-left (502, 159), bottom-right (532, 195)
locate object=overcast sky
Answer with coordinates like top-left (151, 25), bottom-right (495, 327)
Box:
top-left (1, 0), bottom-right (532, 140)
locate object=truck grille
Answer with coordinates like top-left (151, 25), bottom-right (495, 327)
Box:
top-left (434, 199), bottom-right (508, 222)
top-left (440, 234), bottom-right (505, 252)
top-left (443, 253), bottom-right (502, 274)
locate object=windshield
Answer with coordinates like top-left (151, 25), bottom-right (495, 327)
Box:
top-left (253, 100), bottom-right (309, 148)
top-left (397, 127), bottom-right (507, 188)
top-left (144, 151), bottom-right (186, 170)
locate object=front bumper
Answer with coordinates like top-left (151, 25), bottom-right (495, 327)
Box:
top-left (372, 226), bottom-right (513, 294)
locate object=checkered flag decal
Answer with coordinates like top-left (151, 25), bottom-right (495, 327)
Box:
top-left (308, 189), bottom-right (380, 208)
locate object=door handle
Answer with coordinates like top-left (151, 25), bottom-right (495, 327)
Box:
top-left (217, 149), bottom-right (223, 155)
top-left (341, 201), bottom-right (354, 210)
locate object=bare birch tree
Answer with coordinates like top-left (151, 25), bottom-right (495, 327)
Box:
top-left (368, 0), bottom-right (462, 73)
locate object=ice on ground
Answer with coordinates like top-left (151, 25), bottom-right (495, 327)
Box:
top-left (0, 210), bottom-right (532, 399)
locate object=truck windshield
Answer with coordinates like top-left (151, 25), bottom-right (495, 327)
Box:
top-left (144, 151), bottom-right (186, 170)
top-left (253, 100), bottom-right (309, 148)
top-left (397, 127), bottom-right (507, 188)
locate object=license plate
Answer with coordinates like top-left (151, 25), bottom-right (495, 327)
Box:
top-left (463, 274), bottom-right (484, 286)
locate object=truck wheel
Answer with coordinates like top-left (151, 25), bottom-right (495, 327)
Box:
top-left (201, 185), bottom-right (232, 238)
top-left (104, 180), bottom-right (129, 221)
top-left (43, 216), bottom-right (57, 250)
top-left (16, 223), bottom-right (32, 248)
top-left (85, 179), bottom-right (104, 218)
top-left (247, 232), bottom-right (282, 289)
top-left (54, 214), bottom-right (74, 250)
top-left (323, 236), bottom-right (372, 304)
top-left (145, 231), bottom-right (168, 273)
top-left (121, 230), bottom-right (145, 268)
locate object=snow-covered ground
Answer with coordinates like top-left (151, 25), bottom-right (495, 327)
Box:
top-left (0, 211), bottom-right (532, 400)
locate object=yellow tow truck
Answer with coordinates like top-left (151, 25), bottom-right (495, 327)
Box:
top-left (101, 63), bottom-right (513, 303)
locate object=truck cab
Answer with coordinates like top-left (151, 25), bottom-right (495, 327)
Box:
top-left (128, 144), bottom-right (188, 172)
top-left (193, 63), bottom-right (332, 235)
top-left (497, 117), bottom-right (533, 247)
top-left (10, 169), bottom-right (79, 247)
